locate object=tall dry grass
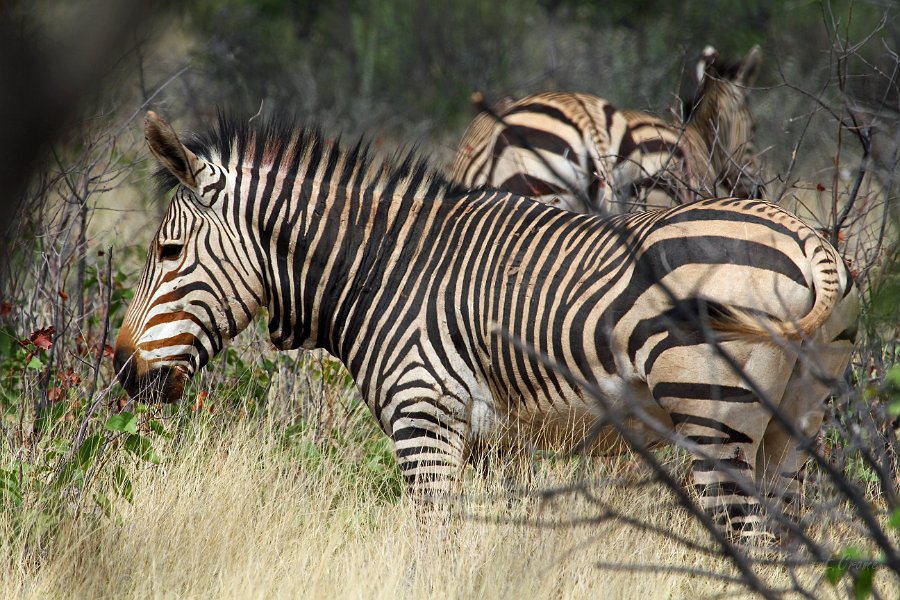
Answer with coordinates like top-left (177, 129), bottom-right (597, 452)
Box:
top-left (1, 399), bottom-right (893, 600)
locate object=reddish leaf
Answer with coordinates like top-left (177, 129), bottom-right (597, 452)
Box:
top-left (48, 387), bottom-right (65, 403)
top-left (58, 289), bottom-right (69, 301)
top-left (108, 395), bottom-right (127, 412)
top-left (29, 326), bottom-right (55, 351)
top-left (58, 368), bottom-right (81, 387)
top-left (103, 344), bottom-right (114, 359)
top-left (0, 302), bottom-right (11, 317)
top-left (816, 183), bottom-right (826, 192)
top-left (194, 390), bottom-right (207, 412)
top-left (97, 249), bottom-right (105, 256)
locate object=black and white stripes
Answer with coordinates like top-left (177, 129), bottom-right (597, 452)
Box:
top-left (449, 46), bottom-right (764, 215)
top-left (115, 110), bottom-right (856, 540)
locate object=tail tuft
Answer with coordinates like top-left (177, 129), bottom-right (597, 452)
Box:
top-left (707, 305), bottom-right (806, 343)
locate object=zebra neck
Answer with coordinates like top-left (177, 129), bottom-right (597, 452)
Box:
top-left (265, 174), bottom-right (450, 367)
top-left (685, 83), bottom-right (739, 172)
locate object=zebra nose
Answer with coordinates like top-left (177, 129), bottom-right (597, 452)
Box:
top-left (114, 347), bottom-right (138, 394)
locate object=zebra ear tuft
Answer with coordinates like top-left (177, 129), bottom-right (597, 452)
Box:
top-left (696, 45), bottom-right (718, 83)
top-left (144, 111), bottom-right (202, 192)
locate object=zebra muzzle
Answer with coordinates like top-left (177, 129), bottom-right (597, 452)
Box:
top-left (114, 347), bottom-right (187, 404)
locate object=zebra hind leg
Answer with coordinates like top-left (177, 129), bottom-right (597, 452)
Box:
top-left (757, 337), bottom-right (851, 538)
top-left (648, 342), bottom-right (796, 544)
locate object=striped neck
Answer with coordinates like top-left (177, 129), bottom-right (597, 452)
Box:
top-left (211, 126), bottom-right (460, 361)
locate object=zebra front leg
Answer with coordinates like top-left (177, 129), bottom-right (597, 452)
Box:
top-left (389, 398), bottom-right (470, 508)
top-left (466, 434), bottom-right (536, 508)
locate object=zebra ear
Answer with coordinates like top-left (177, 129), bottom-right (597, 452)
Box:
top-left (737, 45), bottom-right (762, 87)
top-left (144, 111), bottom-right (204, 192)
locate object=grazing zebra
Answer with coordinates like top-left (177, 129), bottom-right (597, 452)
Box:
top-left (449, 46), bottom-right (764, 214)
top-left (115, 110), bottom-right (857, 541)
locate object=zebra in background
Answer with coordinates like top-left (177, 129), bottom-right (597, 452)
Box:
top-left (449, 46), bottom-right (764, 214)
top-left (115, 110), bottom-right (856, 541)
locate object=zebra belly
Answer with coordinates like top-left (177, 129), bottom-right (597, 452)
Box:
top-left (471, 373), bottom-right (670, 456)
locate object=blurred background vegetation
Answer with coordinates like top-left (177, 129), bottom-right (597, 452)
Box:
top-left (17, 0), bottom-right (895, 159)
top-left (173, 0), bottom-right (897, 135)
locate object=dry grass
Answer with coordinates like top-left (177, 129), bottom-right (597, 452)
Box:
top-left (1, 407), bottom-right (893, 600)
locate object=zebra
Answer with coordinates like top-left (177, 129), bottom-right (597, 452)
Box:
top-left (115, 110), bottom-right (857, 541)
top-left (448, 45), bottom-right (764, 214)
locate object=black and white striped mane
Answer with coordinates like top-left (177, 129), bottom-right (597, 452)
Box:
top-left (153, 111), bottom-right (466, 199)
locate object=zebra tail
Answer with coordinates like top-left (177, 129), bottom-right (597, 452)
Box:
top-left (708, 239), bottom-right (846, 342)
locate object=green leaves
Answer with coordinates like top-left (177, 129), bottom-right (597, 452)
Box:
top-left (853, 566), bottom-right (874, 600)
top-left (124, 433), bottom-right (160, 464)
top-left (825, 546), bottom-right (860, 585)
top-left (148, 419), bottom-right (171, 438)
top-left (93, 491), bottom-right (113, 518)
top-left (886, 365), bottom-right (900, 389)
top-left (76, 433), bottom-right (105, 472)
top-left (106, 412), bottom-right (160, 463)
top-left (0, 467), bottom-right (22, 506)
top-left (112, 466), bottom-right (133, 503)
top-left (49, 413), bottom-right (161, 520)
top-left (889, 508), bottom-right (900, 530)
top-left (825, 563), bottom-right (846, 586)
top-left (825, 546), bottom-right (880, 599)
top-left (105, 412), bottom-right (137, 434)
top-left (0, 326), bottom-right (19, 359)
top-left (886, 365), bottom-right (900, 417)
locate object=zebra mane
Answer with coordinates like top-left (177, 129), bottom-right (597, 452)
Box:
top-left (153, 110), bottom-right (466, 199)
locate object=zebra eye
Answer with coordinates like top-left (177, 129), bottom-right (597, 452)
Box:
top-left (159, 243), bottom-right (184, 261)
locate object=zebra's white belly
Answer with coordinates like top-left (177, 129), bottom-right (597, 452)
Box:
top-left (469, 393), bottom-right (502, 439)
top-left (468, 369), bottom-right (667, 455)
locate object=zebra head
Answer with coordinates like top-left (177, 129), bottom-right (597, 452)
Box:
top-left (114, 112), bottom-right (265, 403)
top-left (687, 45), bottom-right (764, 199)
